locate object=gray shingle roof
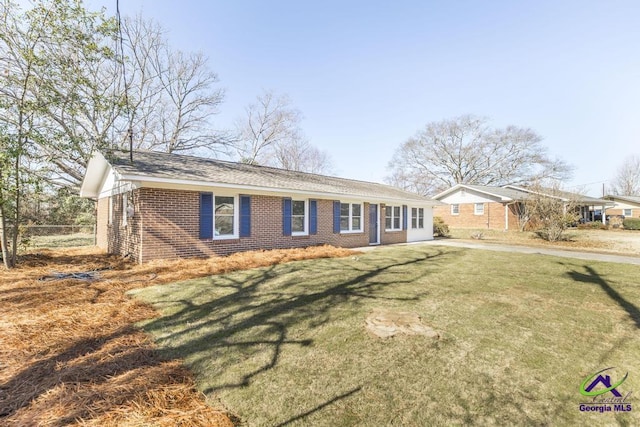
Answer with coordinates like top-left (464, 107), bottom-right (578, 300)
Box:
top-left (505, 185), bottom-right (609, 204)
top-left (435, 183), bottom-right (609, 205)
top-left (108, 150), bottom-right (434, 203)
top-left (605, 195), bottom-right (640, 204)
top-left (458, 184), bottom-right (532, 200)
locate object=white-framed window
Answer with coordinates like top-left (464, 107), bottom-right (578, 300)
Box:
top-left (340, 202), bottom-right (362, 232)
top-left (385, 205), bottom-right (402, 231)
top-left (451, 204), bottom-right (459, 215)
top-left (411, 207), bottom-right (424, 229)
top-left (108, 196), bottom-right (113, 225)
top-left (292, 199), bottom-right (308, 235)
top-left (214, 195), bottom-right (237, 238)
top-left (623, 208), bottom-right (632, 217)
top-left (474, 203), bottom-right (484, 215)
top-left (122, 193), bottom-right (128, 227)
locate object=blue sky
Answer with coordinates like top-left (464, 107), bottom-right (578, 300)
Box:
top-left (87, 0), bottom-right (639, 196)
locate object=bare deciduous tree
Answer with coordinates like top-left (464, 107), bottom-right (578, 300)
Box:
top-left (123, 15), bottom-right (227, 155)
top-left (234, 90), bottom-right (334, 173)
top-left (270, 138), bottom-right (334, 174)
top-left (386, 115), bottom-right (573, 195)
top-left (234, 91), bottom-right (303, 164)
top-left (610, 155), bottom-right (640, 195)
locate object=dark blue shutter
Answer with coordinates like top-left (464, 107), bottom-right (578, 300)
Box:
top-left (333, 201), bottom-right (341, 233)
top-left (283, 198), bottom-right (292, 236)
top-left (199, 193), bottom-right (213, 239)
top-left (402, 205), bottom-right (408, 230)
top-left (309, 200), bottom-right (318, 235)
top-left (240, 195), bottom-right (251, 237)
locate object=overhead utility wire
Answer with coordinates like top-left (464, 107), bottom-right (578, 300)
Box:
top-left (116, 0), bottom-right (134, 162)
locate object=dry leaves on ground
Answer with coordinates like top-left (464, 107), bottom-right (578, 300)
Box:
top-left (0, 245), bottom-right (354, 426)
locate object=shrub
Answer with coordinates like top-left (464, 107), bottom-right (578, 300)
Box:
top-left (433, 216), bottom-right (450, 237)
top-left (577, 222), bottom-right (608, 230)
top-left (623, 218), bottom-right (640, 230)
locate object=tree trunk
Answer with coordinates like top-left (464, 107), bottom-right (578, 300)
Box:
top-left (0, 168), bottom-right (11, 269)
top-left (10, 154), bottom-right (20, 267)
top-left (0, 212), bottom-right (10, 269)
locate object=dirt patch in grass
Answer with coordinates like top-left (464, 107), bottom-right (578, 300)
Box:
top-left (365, 309), bottom-right (439, 339)
top-left (0, 245), bottom-right (354, 426)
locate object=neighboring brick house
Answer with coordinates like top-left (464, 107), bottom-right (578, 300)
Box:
top-left (80, 150), bottom-right (439, 262)
top-left (432, 185), bottom-right (526, 230)
top-left (432, 184), bottom-right (611, 230)
top-left (603, 195), bottom-right (640, 218)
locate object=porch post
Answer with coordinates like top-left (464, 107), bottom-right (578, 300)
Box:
top-left (602, 204), bottom-right (606, 225)
top-left (504, 204), bottom-right (509, 230)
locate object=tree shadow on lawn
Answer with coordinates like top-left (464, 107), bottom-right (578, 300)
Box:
top-left (274, 386), bottom-right (362, 427)
top-left (137, 248), bottom-right (460, 421)
top-left (566, 265), bottom-right (640, 328)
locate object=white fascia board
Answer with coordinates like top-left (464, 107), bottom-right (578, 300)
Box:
top-left (121, 174), bottom-right (439, 206)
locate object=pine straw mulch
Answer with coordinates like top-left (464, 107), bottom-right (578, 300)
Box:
top-left (0, 245), bottom-right (355, 426)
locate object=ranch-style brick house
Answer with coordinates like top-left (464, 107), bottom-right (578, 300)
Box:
top-left (603, 195), bottom-right (640, 219)
top-left (80, 150), bottom-right (439, 262)
top-left (432, 184), bottom-right (611, 230)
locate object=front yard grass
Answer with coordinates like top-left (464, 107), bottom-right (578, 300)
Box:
top-left (448, 227), bottom-right (640, 255)
top-left (131, 245), bottom-right (640, 426)
top-left (29, 232), bottom-right (94, 248)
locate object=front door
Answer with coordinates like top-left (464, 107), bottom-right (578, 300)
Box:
top-left (369, 204), bottom-right (379, 244)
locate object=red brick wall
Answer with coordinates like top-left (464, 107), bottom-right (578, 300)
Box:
top-left (607, 208), bottom-right (640, 218)
top-left (97, 191), bottom-right (143, 259)
top-left (434, 202), bottom-right (520, 230)
top-left (137, 188), bottom-right (373, 262)
top-left (379, 203), bottom-right (408, 244)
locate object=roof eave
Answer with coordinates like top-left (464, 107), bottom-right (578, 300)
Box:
top-left (119, 174), bottom-right (440, 205)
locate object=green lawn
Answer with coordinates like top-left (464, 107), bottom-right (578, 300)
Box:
top-left (130, 245), bottom-right (640, 426)
top-left (29, 233), bottom-right (94, 248)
